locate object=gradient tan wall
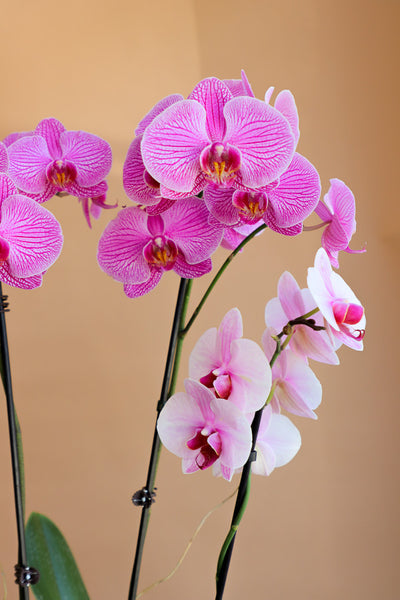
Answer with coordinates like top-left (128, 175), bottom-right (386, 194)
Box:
top-left (0, 1), bottom-right (399, 598)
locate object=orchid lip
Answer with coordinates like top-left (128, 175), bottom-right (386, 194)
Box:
top-left (46, 159), bottom-right (77, 188)
top-left (200, 142), bottom-right (241, 186)
top-left (0, 236), bottom-right (10, 263)
top-left (143, 235), bottom-right (178, 270)
top-left (232, 190), bottom-right (268, 222)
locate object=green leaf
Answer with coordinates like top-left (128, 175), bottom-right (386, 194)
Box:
top-left (26, 513), bottom-right (90, 600)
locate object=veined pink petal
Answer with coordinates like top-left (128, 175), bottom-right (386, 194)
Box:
top-left (162, 198), bottom-right (223, 263)
top-left (145, 198), bottom-right (176, 215)
top-left (2, 131), bottom-right (34, 147)
top-left (0, 195), bottom-right (63, 277)
top-left (264, 214), bottom-right (302, 236)
top-left (61, 131), bottom-right (112, 187)
top-left (267, 153), bottom-right (321, 227)
top-left (0, 263), bottom-right (42, 289)
top-left (274, 90), bottom-right (300, 147)
top-left (8, 136), bottom-right (52, 193)
top-left (0, 174), bottom-right (18, 206)
top-left (141, 100), bottom-right (209, 192)
top-left (97, 207), bottom-right (151, 284)
top-left (189, 77), bottom-right (233, 142)
top-left (159, 174), bottom-right (206, 200)
top-left (35, 118), bottom-right (65, 159)
top-left (23, 184), bottom-right (55, 204)
top-left (173, 255), bottom-right (212, 278)
top-left (123, 136), bottom-right (162, 206)
top-left (0, 143), bottom-right (8, 173)
top-left (135, 94), bottom-right (184, 136)
top-left (224, 97), bottom-right (295, 187)
top-left (123, 269), bottom-right (162, 298)
top-left (216, 308), bottom-right (243, 363)
top-left (204, 186), bottom-right (240, 226)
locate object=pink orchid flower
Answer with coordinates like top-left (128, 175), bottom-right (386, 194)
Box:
top-left (7, 118), bottom-right (113, 224)
top-left (123, 94), bottom-right (185, 214)
top-left (189, 308), bottom-right (271, 413)
top-left (97, 197), bottom-right (223, 298)
top-left (262, 326), bottom-right (322, 419)
top-left (265, 270), bottom-right (339, 364)
top-left (157, 378), bottom-right (252, 481)
top-left (0, 174), bottom-right (63, 289)
top-left (307, 248), bottom-right (366, 350)
top-left (203, 151), bottom-right (320, 232)
top-left (311, 178), bottom-right (366, 268)
top-left (141, 77), bottom-right (295, 197)
top-left (251, 405), bottom-right (301, 476)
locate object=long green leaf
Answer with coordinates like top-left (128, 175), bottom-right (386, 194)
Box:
top-left (26, 513), bottom-right (90, 600)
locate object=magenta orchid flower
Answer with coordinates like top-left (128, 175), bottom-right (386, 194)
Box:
top-left (251, 405), bottom-right (301, 476)
top-left (203, 151), bottom-right (320, 232)
top-left (265, 271), bottom-right (339, 364)
top-left (0, 174), bottom-right (63, 289)
top-left (141, 77), bottom-right (295, 197)
top-left (7, 118), bottom-right (113, 224)
top-left (97, 197), bottom-right (223, 298)
top-left (311, 178), bottom-right (366, 267)
top-left (262, 326), bottom-right (322, 419)
top-left (157, 378), bottom-right (252, 481)
top-left (307, 248), bottom-right (366, 350)
top-left (189, 308), bottom-right (271, 412)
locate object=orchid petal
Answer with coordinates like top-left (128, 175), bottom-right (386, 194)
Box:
top-left (0, 195), bottom-right (63, 277)
top-left (189, 77), bottom-right (233, 141)
top-left (204, 186), bottom-right (240, 226)
top-left (0, 143), bottom-right (8, 173)
top-left (274, 90), bottom-right (300, 147)
top-left (189, 327), bottom-right (219, 381)
top-left (162, 198), bottom-right (223, 263)
top-left (123, 269), bottom-right (162, 298)
top-left (0, 263), bottom-right (42, 289)
top-left (173, 255), bottom-right (212, 278)
top-left (8, 136), bottom-right (52, 193)
top-left (216, 308), bottom-right (243, 363)
top-left (141, 100), bottom-right (209, 192)
top-left (229, 338), bottom-right (271, 412)
top-left (267, 153), bottom-right (321, 226)
top-left (224, 97), bottom-right (295, 187)
top-left (157, 391), bottom-right (205, 457)
top-left (0, 174), bottom-right (18, 206)
top-left (35, 118), bottom-right (65, 159)
top-left (60, 131), bottom-right (112, 187)
top-left (123, 136), bottom-right (162, 206)
top-left (278, 271), bottom-right (305, 319)
top-left (97, 207), bottom-right (151, 284)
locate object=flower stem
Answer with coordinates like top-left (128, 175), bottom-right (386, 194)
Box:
top-left (181, 224), bottom-right (267, 337)
top-left (128, 277), bottom-right (192, 600)
top-left (0, 284), bottom-right (29, 600)
top-left (215, 324), bottom-right (291, 599)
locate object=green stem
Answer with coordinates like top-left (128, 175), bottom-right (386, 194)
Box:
top-left (181, 224), bottom-right (267, 337)
top-left (128, 278), bottom-right (192, 600)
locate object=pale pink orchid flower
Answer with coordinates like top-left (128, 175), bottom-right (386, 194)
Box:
top-left (97, 197), bottom-right (223, 298)
top-left (141, 77), bottom-right (295, 197)
top-left (0, 174), bottom-right (63, 289)
top-left (262, 326), bottom-right (322, 419)
top-left (189, 308), bottom-right (271, 413)
top-left (307, 248), bottom-right (366, 350)
top-left (311, 178), bottom-right (366, 268)
top-left (251, 405), bottom-right (301, 476)
top-left (265, 271), bottom-right (339, 364)
top-left (157, 379), bottom-right (252, 481)
top-left (7, 118), bottom-right (114, 225)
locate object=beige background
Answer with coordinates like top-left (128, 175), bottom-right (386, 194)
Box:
top-left (0, 1), bottom-right (399, 598)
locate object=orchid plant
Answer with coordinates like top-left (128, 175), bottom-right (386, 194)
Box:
top-left (0, 70), bottom-right (366, 600)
